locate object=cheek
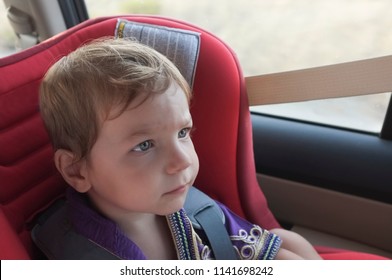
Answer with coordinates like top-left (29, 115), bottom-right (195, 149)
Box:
top-left (86, 155), bottom-right (134, 187)
top-left (189, 144), bottom-right (200, 172)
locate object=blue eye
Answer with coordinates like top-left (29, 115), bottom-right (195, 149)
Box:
top-left (132, 140), bottom-right (153, 152)
top-left (178, 128), bottom-right (191, 139)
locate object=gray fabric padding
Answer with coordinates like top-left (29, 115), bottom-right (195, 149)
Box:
top-left (115, 19), bottom-right (200, 87)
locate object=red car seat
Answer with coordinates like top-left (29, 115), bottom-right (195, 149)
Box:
top-left (0, 15), bottom-right (387, 260)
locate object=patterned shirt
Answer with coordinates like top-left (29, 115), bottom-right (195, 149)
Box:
top-left (67, 188), bottom-right (282, 260)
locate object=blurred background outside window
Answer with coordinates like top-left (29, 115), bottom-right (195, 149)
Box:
top-left (1, 0), bottom-right (391, 133)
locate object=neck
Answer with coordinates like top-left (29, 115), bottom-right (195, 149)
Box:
top-left (118, 212), bottom-right (161, 237)
top-left (120, 214), bottom-right (177, 260)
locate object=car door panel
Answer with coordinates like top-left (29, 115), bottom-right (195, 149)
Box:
top-left (252, 113), bottom-right (392, 258)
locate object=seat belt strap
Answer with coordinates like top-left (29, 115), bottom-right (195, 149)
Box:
top-left (195, 207), bottom-right (239, 260)
top-left (246, 54), bottom-right (392, 105)
top-left (184, 187), bottom-right (239, 260)
top-left (32, 201), bottom-right (119, 260)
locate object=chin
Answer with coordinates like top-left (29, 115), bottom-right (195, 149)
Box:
top-left (159, 199), bottom-right (186, 216)
top-left (155, 189), bottom-right (188, 215)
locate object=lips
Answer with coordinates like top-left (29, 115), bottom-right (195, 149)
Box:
top-left (165, 185), bottom-right (187, 195)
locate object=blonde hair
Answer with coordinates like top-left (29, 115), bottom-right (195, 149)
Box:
top-left (40, 37), bottom-right (191, 160)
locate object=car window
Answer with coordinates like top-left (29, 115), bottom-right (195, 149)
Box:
top-left (0, 3), bottom-right (16, 56)
top-left (86, 0), bottom-right (392, 134)
top-left (2, 0), bottom-right (391, 133)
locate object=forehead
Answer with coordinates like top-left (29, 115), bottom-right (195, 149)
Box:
top-left (101, 78), bottom-right (191, 121)
top-left (131, 83), bottom-right (191, 124)
top-left (99, 82), bottom-right (191, 139)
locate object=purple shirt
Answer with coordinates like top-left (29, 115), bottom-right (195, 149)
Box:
top-left (67, 188), bottom-right (281, 260)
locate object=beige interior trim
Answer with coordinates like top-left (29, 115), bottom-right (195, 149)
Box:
top-left (257, 174), bottom-right (392, 256)
top-left (246, 55), bottom-right (392, 105)
top-left (291, 226), bottom-right (392, 259)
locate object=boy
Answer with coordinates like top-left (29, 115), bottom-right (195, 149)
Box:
top-left (39, 37), bottom-right (321, 260)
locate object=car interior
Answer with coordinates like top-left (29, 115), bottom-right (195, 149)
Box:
top-left (0, 1), bottom-right (391, 260)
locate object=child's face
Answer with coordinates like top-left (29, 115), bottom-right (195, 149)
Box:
top-left (83, 82), bottom-right (199, 218)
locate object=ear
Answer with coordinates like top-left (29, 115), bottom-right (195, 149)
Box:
top-left (54, 149), bottom-right (91, 193)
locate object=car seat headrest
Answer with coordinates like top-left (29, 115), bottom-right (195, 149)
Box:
top-left (115, 19), bottom-right (200, 88)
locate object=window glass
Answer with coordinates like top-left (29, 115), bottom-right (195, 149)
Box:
top-left (2, 0), bottom-right (390, 133)
top-left (0, 3), bottom-right (16, 57)
top-left (253, 93), bottom-right (391, 133)
top-left (86, 0), bottom-right (391, 133)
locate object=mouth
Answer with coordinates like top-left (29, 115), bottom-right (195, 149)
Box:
top-left (165, 185), bottom-right (187, 196)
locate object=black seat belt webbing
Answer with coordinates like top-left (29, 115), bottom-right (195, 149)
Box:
top-left (194, 206), bottom-right (239, 260)
top-left (184, 187), bottom-right (239, 260)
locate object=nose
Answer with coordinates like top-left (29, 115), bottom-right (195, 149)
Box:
top-left (165, 143), bottom-right (192, 175)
